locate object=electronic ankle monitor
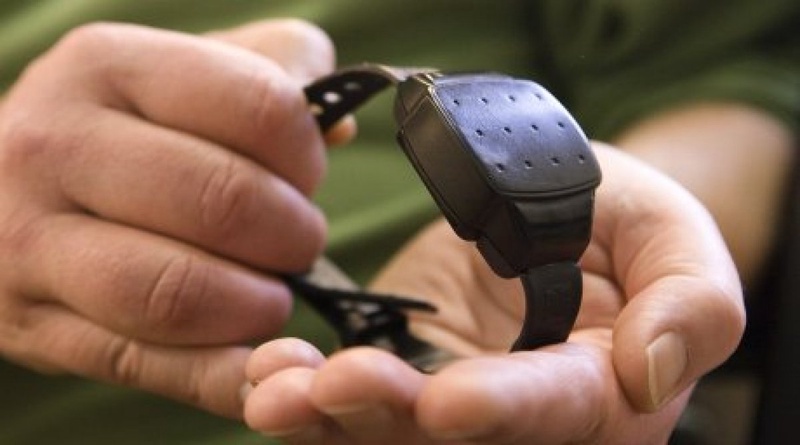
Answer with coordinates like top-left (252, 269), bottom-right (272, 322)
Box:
top-left (285, 64), bottom-right (601, 370)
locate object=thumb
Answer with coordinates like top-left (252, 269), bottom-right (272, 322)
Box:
top-left (613, 275), bottom-right (745, 412)
top-left (593, 145), bottom-right (746, 412)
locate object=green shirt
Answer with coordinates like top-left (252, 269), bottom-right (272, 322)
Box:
top-left (0, 1), bottom-right (797, 443)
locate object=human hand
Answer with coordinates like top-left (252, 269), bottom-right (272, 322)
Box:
top-left (0, 19), bottom-right (346, 418)
top-left (243, 144), bottom-right (745, 444)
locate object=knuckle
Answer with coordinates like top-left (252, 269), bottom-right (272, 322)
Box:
top-left (243, 67), bottom-right (300, 137)
top-left (181, 358), bottom-right (212, 408)
top-left (107, 338), bottom-right (145, 387)
top-left (45, 22), bottom-right (150, 93)
top-left (144, 255), bottom-right (209, 329)
top-left (0, 102), bottom-right (94, 183)
top-left (105, 335), bottom-right (231, 412)
top-left (106, 337), bottom-right (204, 401)
top-left (242, 69), bottom-right (327, 194)
top-left (0, 296), bottom-right (28, 360)
top-left (0, 297), bottom-right (65, 375)
top-left (198, 157), bottom-right (260, 238)
top-left (0, 108), bottom-right (55, 171)
top-left (50, 22), bottom-right (122, 62)
top-left (0, 213), bottom-right (44, 270)
top-left (0, 70), bottom-right (100, 177)
top-left (0, 187), bottom-right (47, 268)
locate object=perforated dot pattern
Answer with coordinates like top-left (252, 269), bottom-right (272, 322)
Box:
top-left (433, 77), bottom-right (598, 195)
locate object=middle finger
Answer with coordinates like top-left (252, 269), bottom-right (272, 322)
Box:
top-left (55, 106), bottom-right (326, 272)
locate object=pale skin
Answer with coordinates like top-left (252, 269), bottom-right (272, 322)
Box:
top-left (241, 102), bottom-right (793, 443)
top-left (243, 144), bottom-right (747, 444)
top-left (614, 102), bottom-right (795, 287)
top-left (241, 30), bottom-right (794, 444)
top-left (0, 16), bottom-right (785, 444)
top-left (0, 19), bottom-right (352, 418)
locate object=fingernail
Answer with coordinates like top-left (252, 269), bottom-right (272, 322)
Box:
top-left (646, 331), bottom-right (687, 409)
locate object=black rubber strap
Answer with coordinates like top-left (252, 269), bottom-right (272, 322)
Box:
top-left (282, 257), bottom-right (449, 371)
top-left (393, 71), bottom-right (598, 348)
top-left (513, 262), bottom-right (582, 350)
top-left (292, 65), bottom-right (453, 370)
top-left (305, 64), bottom-right (436, 131)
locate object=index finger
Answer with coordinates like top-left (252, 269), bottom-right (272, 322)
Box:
top-left (207, 19), bottom-right (357, 146)
top-left (37, 22), bottom-right (325, 195)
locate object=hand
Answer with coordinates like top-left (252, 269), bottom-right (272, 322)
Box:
top-left (243, 144), bottom-right (745, 444)
top-left (0, 19), bottom-right (346, 418)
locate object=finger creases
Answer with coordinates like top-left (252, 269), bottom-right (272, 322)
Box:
top-left (51, 108), bottom-right (326, 272)
top-left (6, 302), bottom-right (250, 419)
top-left (40, 22), bottom-right (327, 194)
top-left (17, 213), bottom-right (291, 345)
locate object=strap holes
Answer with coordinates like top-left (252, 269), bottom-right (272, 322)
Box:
top-left (343, 81), bottom-right (362, 91)
top-left (531, 124), bottom-right (539, 131)
top-left (496, 163), bottom-right (506, 172)
top-left (551, 157), bottom-right (561, 165)
top-left (475, 129), bottom-right (485, 137)
top-left (453, 99), bottom-right (461, 106)
top-left (322, 91), bottom-right (342, 104)
top-left (503, 127), bottom-right (512, 134)
top-left (480, 97), bottom-right (489, 104)
top-left (557, 121), bottom-right (566, 128)
top-left (535, 93), bottom-right (544, 100)
top-left (524, 160), bottom-right (533, 169)
top-left (577, 154), bottom-right (586, 163)
top-left (508, 95), bottom-right (516, 102)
